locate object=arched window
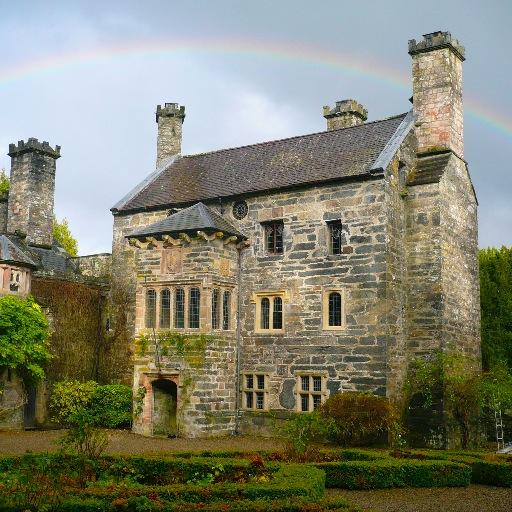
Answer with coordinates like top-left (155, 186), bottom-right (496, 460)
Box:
top-left (175, 288), bottom-right (185, 328)
top-left (272, 297), bottom-right (283, 329)
top-left (145, 289), bottom-right (156, 328)
top-left (189, 287), bottom-right (200, 328)
top-left (328, 292), bottom-right (342, 327)
top-left (261, 298), bottom-right (270, 329)
top-left (160, 288), bottom-right (171, 328)
top-left (212, 289), bottom-right (220, 330)
top-left (222, 291), bottom-right (230, 330)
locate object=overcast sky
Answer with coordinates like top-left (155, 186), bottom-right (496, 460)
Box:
top-left (0, 0), bottom-right (510, 254)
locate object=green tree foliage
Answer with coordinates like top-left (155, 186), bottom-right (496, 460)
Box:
top-left (0, 169), bottom-right (9, 195)
top-left (53, 217), bottom-right (78, 256)
top-left (0, 295), bottom-right (51, 382)
top-left (404, 352), bottom-right (512, 448)
top-left (479, 246), bottom-right (512, 370)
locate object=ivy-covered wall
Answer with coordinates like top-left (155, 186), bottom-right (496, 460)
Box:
top-left (30, 277), bottom-right (132, 423)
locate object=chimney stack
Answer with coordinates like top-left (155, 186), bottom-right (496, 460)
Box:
top-left (155, 103), bottom-right (185, 168)
top-left (408, 31), bottom-right (465, 157)
top-left (323, 99), bottom-right (368, 130)
top-left (7, 138), bottom-right (61, 247)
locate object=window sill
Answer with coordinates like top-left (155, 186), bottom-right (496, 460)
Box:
top-left (253, 330), bottom-right (285, 335)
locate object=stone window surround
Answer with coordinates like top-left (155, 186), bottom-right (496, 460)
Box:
top-left (322, 288), bottom-right (346, 331)
top-left (211, 288), bottom-right (232, 332)
top-left (241, 371), bottom-right (270, 411)
top-left (294, 371), bottom-right (328, 412)
top-left (141, 282), bottom-right (235, 332)
top-left (251, 290), bottom-right (289, 334)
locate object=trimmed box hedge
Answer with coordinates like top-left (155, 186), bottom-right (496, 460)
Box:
top-left (471, 460), bottom-right (512, 487)
top-left (315, 459), bottom-right (471, 489)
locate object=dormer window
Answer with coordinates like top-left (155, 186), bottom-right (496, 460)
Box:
top-left (263, 221), bottom-right (284, 254)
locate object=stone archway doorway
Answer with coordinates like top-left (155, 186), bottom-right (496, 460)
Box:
top-left (152, 379), bottom-right (177, 437)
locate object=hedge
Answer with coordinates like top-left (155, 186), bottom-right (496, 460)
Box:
top-left (471, 460), bottom-right (512, 487)
top-left (315, 459), bottom-right (471, 489)
top-left (0, 455), bottom-right (325, 510)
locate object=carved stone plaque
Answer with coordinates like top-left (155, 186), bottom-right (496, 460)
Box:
top-left (161, 248), bottom-right (183, 274)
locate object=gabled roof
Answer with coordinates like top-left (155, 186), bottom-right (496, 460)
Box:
top-left (113, 111), bottom-right (414, 214)
top-left (0, 235), bottom-right (38, 268)
top-left (128, 202), bottom-right (245, 239)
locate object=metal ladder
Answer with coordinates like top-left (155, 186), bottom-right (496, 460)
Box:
top-left (495, 407), bottom-right (505, 452)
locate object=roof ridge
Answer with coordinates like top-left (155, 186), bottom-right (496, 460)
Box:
top-left (182, 112), bottom-right (409, 159)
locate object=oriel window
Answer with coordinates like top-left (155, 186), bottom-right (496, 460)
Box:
top-left (264, 222), bottom-right (284, 254)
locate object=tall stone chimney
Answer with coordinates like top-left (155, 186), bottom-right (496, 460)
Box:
top-left (7, 138), bottom-right (60, 247)
top-left (323, 99), bottom-right (368, 130)
top-left (156, 103), bottom-right (185, 167)
top-left (408, 31), bottom-right (465, 157)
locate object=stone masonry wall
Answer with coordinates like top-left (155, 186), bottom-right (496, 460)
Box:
top-left (439, 155), bottom-right (480, 358)
top-left (76, 253), bottom-right (112, 280)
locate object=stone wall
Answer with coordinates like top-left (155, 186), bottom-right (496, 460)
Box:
top-left (76, 253), bottom-right (112, 280)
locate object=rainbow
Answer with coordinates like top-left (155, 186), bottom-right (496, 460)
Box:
top-left (0, 37), bottom-right (510, 139)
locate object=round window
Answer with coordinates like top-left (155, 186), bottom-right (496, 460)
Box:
top-left (232, 200), bottom-right (248, 220)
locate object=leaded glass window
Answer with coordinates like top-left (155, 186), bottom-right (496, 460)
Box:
top-left (160, 288), bottom-right (171, 328)
top-left (145, 289), bottom-right (156, 328)
top-left (328, 292), bottom-right (342, 327)
top-left (329, 221), bottom-right (343, 255)
top-left (264, 222), bottom-right (284, 254)
top-left (175, 288), bottom-right (185, 328)
top-left (222, 291), bottom-right (230, 330)
top-left (272, 297), bottom-right (283, 329)
top-left (212, 289), bottom-right (220, 330)
top-left (297, 375), bottom-right (326, 412)
top-left (189, 287), bottom-right (200, 328)
top-left (242, 373), bottom-right (269, 411)
top-left (261, 298), bottom-right (270, 329)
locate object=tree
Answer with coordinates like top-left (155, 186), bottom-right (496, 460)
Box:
top-left (479, 246), bottom-right (512, 370)
top-left (0, 295), bottom-right (51, 382)
top-left (0, 169), bottom-right (9, 195)
top-left (53, 217), bottom-right (78, 256)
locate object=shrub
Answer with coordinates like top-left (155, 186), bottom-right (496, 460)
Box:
top-left (51, 381), bottom-right (132, 428)
top-left (87, 384), bottom-right (132, 428)
top-left (319, 392), bottom-right (395, 446)
top-left (50, 381), bottom-right (98, 424)
top-left (316, 459), bottom-right (471, 489)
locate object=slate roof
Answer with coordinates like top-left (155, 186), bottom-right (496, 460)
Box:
top-left (29, 243), bottom-right (79, 275)
top-left (0, 234), bottom-right (38, 268)
top-left (113, 111), bottom-right (414, 214)
top-left (129, 202), bottom-right (245, 239)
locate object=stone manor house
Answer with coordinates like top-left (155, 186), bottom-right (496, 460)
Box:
top-left (1, 31), bottom-right (480, 441)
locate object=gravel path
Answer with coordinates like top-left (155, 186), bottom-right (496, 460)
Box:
top-left (328, 485), bottom-right (512, 512)
top-left (0, 429), bottom-right (284, 455)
